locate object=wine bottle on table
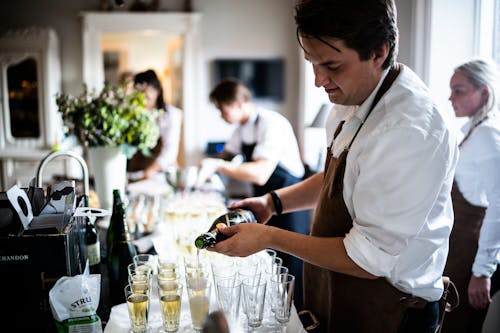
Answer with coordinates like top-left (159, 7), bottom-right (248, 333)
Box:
top-left (107, 189), bottom-right (137, 305)
top-left (194, 209), bottom-right (256, 249)
top-left (85, 214), bottom-right (101, 274)
top-left (106, 189), bottom-right (123, 254)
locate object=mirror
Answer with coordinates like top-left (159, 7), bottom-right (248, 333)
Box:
top-left (7, 57), bottom-right (41, 138)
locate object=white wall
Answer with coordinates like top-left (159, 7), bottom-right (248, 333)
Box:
top-left (195, 0), bottom-right (300, 146)
top-left (2, 0), bottom-right (302, 154)
top-left (428, 0), bottom-right (477, 123)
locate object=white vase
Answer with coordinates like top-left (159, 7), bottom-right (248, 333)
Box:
top-left (88, 146), bottom-right (127, 212)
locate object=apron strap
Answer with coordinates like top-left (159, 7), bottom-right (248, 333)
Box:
top-left (329, 63), bottom-right (402, 198)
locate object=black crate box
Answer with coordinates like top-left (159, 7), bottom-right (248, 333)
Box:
top-left (0, 216), bottom-right (86, 332)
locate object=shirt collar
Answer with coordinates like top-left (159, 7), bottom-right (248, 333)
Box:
top-left (241, 108), bottom-right (259, 129)
top-left (351, 68), bottom-right (390, 123)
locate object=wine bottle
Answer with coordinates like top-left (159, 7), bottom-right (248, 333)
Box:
top-left (106, 189), bottom-right (123, 254)
top-left (107, 189), bottom-right (137, 305)
top-left (194, 209), bottom-right (256, 249)
top-left (85, 214), bottom-right (101, 274)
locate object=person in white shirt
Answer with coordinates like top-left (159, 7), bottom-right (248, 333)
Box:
top-left (207, 1), bottom-right (459, 332)
top-left (127, 69), bottom-right (182, 179)
top-left (443, 59), bottom-right (500, 333)
top-left (206, 78), bottom-right (310, 310)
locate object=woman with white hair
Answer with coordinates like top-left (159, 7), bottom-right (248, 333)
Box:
top-left (444, 59), bottom-right (500, 332)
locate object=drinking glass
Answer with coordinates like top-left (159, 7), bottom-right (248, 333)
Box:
top-left (158, 282), bottom-right (183, 332)
top-left (264, 249), bottom-right (277, 270)
top-left (237, 263), bottom-right (261, 317)
top-left (128, 263), bottom-right (150, 280)
top-left (157, 255), bottom-right (180, 275)
top-left (158, 269), bottom-right (180, 283)
top-left (211, 258), bottom-right (237, 301)
top-left (134, 254), bottom-right (157, 275)
top-left (158, 278), bottom-right (182, 295)
top-left (267, 265), bottom-right (289, 319)
top-left (241, 277), bottom-right (267, 330)
top-left (187, 276), bottom-right (212, 331)
top-left (124, 284), bottom-right (149, 333)
top-left (216, 277), bottom-right (241, 321)
top-left (271, 274), bottom-right (295, 327)
top-left (184, 255), bottom-right (210, 283)
top-left (265, 257), bottom-right (283, 278)
top-left (129, 278), bottom-right (151, 296)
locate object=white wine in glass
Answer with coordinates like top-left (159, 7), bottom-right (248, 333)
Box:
top-left (126, 293), bottom-right (149, 333)
top-left (189, 295), bottom-right (210, 330)
top-left (159, 294), bottom-right (182, 332)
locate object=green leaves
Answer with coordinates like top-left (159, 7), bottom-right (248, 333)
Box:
top-left (56, 84), bottom-right (161, 158)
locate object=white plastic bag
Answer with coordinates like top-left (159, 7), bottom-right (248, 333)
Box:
top-left (49, 263), bottom-right (102, 333)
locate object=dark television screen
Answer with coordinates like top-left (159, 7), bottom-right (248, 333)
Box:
top-left (213, 58), bottom-right (284, 102)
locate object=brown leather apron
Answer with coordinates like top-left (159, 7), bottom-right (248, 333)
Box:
top-left (303, 64), bottom-right (422, 332)
top-left (441, 182), bottom-right (487, 333)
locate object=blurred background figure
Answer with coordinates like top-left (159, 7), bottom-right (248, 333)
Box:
top-left (127, 69), bottom-right (182, 180)
top-left (443, 58), bottom-right (500, 333)
top-left (118, 70), bottom-right (135, 94)
top-left (201, 78), bottom-right (310, 310)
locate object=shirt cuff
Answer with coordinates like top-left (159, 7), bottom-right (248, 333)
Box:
top-left (343, 226), bottom-right (399, 277)
top-left (472, 250), bottom-right (499, 278)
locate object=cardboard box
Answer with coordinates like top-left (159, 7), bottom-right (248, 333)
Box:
top-left (0, 215), bottom-right (86, 331)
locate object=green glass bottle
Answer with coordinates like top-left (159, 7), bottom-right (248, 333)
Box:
top-left (85, 214), bottom-right (101, 274)
top-left (106, 189), bottom-right (123, 254)
top-left (194, 209), bottom-right (256, 249)
top-left (107, 189), bottom-right (137, 305)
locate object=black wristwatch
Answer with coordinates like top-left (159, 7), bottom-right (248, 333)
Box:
top-left (269, 191), bottom-right (283, 216)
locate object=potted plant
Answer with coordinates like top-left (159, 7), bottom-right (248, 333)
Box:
top-left (56, 84), bottom-right (161, 210)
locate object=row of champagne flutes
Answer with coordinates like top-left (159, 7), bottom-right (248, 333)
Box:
top-left (125, 252), bottom-right (211, 332)
top-left (124, 250), bottom-right (295, 333)
top-left (210, 249), bottom-right (296, 332)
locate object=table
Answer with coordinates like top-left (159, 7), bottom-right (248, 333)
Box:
top-left (104, 282), bottom-right (306, 333)
top-left (98, 187), bottom-right (306, 333)
top-left (103, 251), bottom-right (306, 333)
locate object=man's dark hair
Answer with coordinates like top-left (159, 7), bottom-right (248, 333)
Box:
top-left (209, 78), bottom-right (251, 106)
top-left (134, 69), bottom-right (166, 110)
top-left (295, 0), bottom-right (399, 69)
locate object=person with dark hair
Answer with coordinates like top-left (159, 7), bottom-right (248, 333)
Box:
top-left (127, 69), bottom-right (182, 179)
top-left (204, 77), bottom-right (310, 310)
top-left (207, 1), bottom-right (459, 332)
top-left (442, 59), bottom-right (500, 333)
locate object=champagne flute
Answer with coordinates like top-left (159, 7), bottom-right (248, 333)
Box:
top-left (187, 276), bottom-right (212, 331)
top-left (124, 284), bottom-right (149, 333)
top-left (158, 282), bottom-right (183, 332)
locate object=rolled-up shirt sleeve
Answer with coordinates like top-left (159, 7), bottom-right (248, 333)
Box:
top-left (343, 126), bottom-right (453, 277)
top-left (472, 132), bottom-right (500, 277)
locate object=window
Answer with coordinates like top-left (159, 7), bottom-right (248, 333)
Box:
top-left (477, 0), bottom-right (498, 65)
top-left (493, 0), bottom-right (500, 66)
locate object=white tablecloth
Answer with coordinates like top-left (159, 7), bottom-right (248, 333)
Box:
top-left (103, 296), bottom-right (306, 333)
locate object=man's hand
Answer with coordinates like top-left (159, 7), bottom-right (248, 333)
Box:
top-left (209, 223), bottom-right (270, 257)
top-left (195, 158), bottom-right (224, 188)
top-left (468, 275), bottom-right (492, 309)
